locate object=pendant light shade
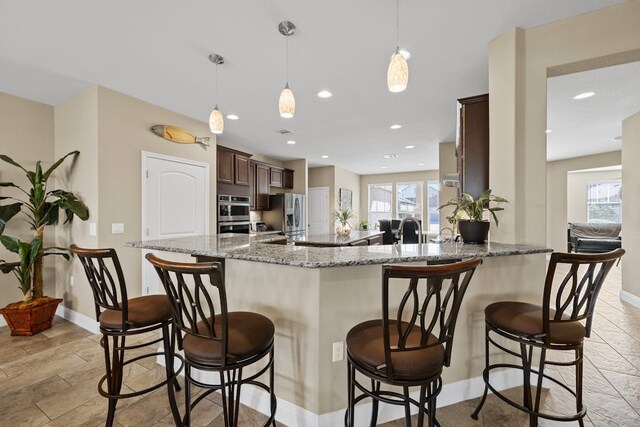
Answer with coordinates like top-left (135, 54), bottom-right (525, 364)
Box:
top-left (387, 49), bottom-right (408, 93)
top-left (209, 105), bottom-right (224, 134)
top-left (208, 53), bottom-right (225, 135)
top-left (278, 21), bottom-right (296, 119)
top-left (279, 83), bottom-right (295, 119)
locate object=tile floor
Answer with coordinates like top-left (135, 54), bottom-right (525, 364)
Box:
top-left (1, 265), bottom-right (639, 426)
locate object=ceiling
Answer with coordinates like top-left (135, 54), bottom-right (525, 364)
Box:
top-left (547, 60), bottom-right (640, 162)
top-left (0, 0), bottom-right (629, 174)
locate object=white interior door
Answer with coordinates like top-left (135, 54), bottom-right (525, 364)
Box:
top-left (142, 152), bottom-right (209, 294)
top-left (308, 187), bottom-right (330, 235)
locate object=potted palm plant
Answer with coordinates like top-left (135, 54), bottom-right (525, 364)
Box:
top-left (438, 189), bottom-right (508, 243)
top-left (334, 207), bottom-right (355, 236)
top-left (0, 151), bottom-right (89, 335)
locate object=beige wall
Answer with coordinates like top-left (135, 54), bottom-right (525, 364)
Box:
top-left (546, 151), bottom-right (621, 252)
top-left (54, 87), bottom-right (100, 316)
top-left (622, 112), bottom-right (640, 298)
top-left (567, 169), bottom-right (621, 223)
top-left (359, 170), bottom-right (439, 228)
top-left (489, 0), bottom-right (640, 246)
top-left (334, 166), bottom-right (361, 225)
top-left (438, 142), bottom-right (457, 230)
top-left (0, 92), bottom-right (55, 309)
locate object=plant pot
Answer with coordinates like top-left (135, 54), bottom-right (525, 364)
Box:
top-left (458, 220), bottom-right (490, 244)
top-left (0, 297), bottom-right (62, 336)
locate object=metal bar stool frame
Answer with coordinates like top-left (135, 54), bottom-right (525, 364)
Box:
top-left (70, 245), bottom-right (183, 427)
top-left (146, 253), bottom-right (277, 427)
top-left (472, 248), bottom-right (625, 426)
top-left (345, 257), bottom-right (483, 427)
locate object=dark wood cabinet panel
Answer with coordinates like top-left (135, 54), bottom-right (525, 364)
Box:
top-left (217, 148), bottom-right (234, 184)
top-left (270, 168), bottom-right (283, 188)
top-left (235, 155), bottom-right (250, 186)
top-left (256, 164), bottom-right (271, 210)
top-left (249, 161), bottom-right (256, 210)
top-left (282, 169), bottom-right (294, 189)
top-left (368, 235), bottom-right (383, 246)
top-left (457, 94), bottom-right (489, 200)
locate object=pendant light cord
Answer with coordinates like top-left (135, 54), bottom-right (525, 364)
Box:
top-left (286, 34), bottom-right (289, 84)
top-left (215, 62), bottom-right (219, 101)
top-left (396, 0), bottom-right (399, 49)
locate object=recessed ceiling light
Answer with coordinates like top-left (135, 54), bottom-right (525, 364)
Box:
top-left (286, 140), bottom-right (296, 145)
top-left (417, 163), bottom-right (425, 166)
top-left (399, 49), bottom-right (411, 60)
top-left (405, 145), bottom-right (415, 149)
top-left (317, 90), bottom-right (332, 98)
top-left (545, 129), bottom-right (552, 134)
top-left (321, 155), bottom-right (329, 159)
top-left (384, 154), bottom-right (399, 159)
top-left (226, 114), bottom-right (239, 120)
top-left (613, 136), bottom-right (622, 141)
top-left (573, 92), bottom-right (595, 100)
top-left (390, 124), bottom-right (402, 130)
top-left (381, 166), bottom-right (388, 169)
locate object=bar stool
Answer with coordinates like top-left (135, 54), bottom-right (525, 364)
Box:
top-left (146, 253), bottom-right (277, 427)
top-left (345, 258), bottom-right (483, 426)
top-left (471, 248), bottom-right (625, 426)
top-left (69, 245), bottom-right (182, 427)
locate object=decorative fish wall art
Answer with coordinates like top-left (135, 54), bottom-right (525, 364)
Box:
top-left (150, 125), bottom-right (211, 148)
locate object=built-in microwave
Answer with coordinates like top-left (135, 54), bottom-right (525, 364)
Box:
top-left (218, 195), bottom-right (250, 222)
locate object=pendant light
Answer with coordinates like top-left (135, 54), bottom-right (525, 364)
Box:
top-left (208, 53), bottom-right (224, 134)
top-left (278, 21), bottom-right (296, 118)
top-left (387, 0), bottom-right (408, 93)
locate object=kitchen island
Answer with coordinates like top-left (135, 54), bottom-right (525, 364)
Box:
top-left (128, 235), bottom-right (551, 426)
top-left (292, 230), bottom-right (384, 247)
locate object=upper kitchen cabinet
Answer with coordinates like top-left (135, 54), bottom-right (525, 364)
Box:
top-left (282, 169), bottom-right (294, 190)
top-left (217, 146), bottom-right (251, 186)
top-left (255, 163), bottom-right (271, 210)
top-left (270, 167), bottom-right (283, 188)
top-left (456, 94), bottom-right (489, 200)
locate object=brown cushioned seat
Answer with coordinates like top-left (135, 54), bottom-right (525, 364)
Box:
top-left (182, 312), bottom-right (275, 365)
top-left (485, 301), bottom-right (586, 345)
top-left (346, 319), bottom-right (445, 380)
top-left (99, 294), bottom-right (173, 329)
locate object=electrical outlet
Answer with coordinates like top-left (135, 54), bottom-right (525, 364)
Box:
top-left (111, 223), bottom-right (125, 234)
top-left (332, 341), bottom-right (344, 362)
top-left (70, 276), bottom-right (74, 287)
top-left (89, 222), bottom-right (97, 236)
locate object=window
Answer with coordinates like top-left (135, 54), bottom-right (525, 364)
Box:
top-left (587, 181), bottom-right (621, 223)
top-left (368, 184), bottom-right (392, 226)
top-left (426, 181), bottom-right (440, 233)
top-left (396, 182), bottom-right (423, 220)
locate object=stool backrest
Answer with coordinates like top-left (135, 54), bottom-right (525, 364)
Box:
top-left (543, 248), bottom-right (625, 340)
top-left (69, 245), bottom-right (128, 325)
top-left (145, 254), bottom-right (229, 365)
top-left (382, 257), bottom-right (482, 379)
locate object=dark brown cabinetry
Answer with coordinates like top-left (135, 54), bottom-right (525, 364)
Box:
top-left (255, 163), bottom-right (271, 211)
top-left (270, 168), bottom-right (283, 188)
top-left (282, 169), bottom-right (294, 190)
top-left (249, 161), bottom-right (256, 210)
top-left (217, 146), bottom-right (251, 186)
top-left (456, 94), bottom-right (489, 200)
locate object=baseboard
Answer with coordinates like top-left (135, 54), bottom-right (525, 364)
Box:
top-left (619, 289), bottom-right (640, 309)
top-left (186, 367), bottom-right (529, 427)
top-left (55, 305), bottom-right (100, 334)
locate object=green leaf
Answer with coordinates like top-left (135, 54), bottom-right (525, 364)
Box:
top-left (33, 162), bottom-right (44, 204)
top-left (0, 235), bottom-right (20, 253)
top-left (50, 190), bottom-right (89, 221)
top-left (43, 203), bottom-right (59, 226)
top-left (0, 182), bottom-right (19, 188)
top-left (43, 151), bottom-right (79, 181)
top-left (0, 202), bottom-right (22, 235)
top-left (0, 260), bottom-right (19, 274)
top-left (0, 154), bottom-right (28, 174)
top-left (30, 237), bottom-right (42, 260)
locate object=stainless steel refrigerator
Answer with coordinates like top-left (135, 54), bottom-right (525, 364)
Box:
top-left (263, 193), bottom-right (305, 237)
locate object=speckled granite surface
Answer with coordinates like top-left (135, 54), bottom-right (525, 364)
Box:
top-left (292, 230), bottom-right (384, 245)
top-left (127, 235), bottom-right (551, 268)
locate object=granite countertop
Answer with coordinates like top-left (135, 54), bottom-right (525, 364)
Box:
top-left (127, 235), bottom-right (551, 269)
top-left (292, 230), bottom-right (384, 246)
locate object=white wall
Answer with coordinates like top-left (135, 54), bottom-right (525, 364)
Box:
top-left (622, 111), bottom-right (640, 299)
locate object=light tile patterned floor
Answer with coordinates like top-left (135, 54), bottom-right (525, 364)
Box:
top-left (1, 264), bottom-right (639, 426)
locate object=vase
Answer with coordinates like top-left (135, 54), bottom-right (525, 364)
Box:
top-left (0, 297), bottom-right (63, 336)
top-left (458, 220), bottom-right (490, 244)
top-left (336, 222), bottom-right (352, 236)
